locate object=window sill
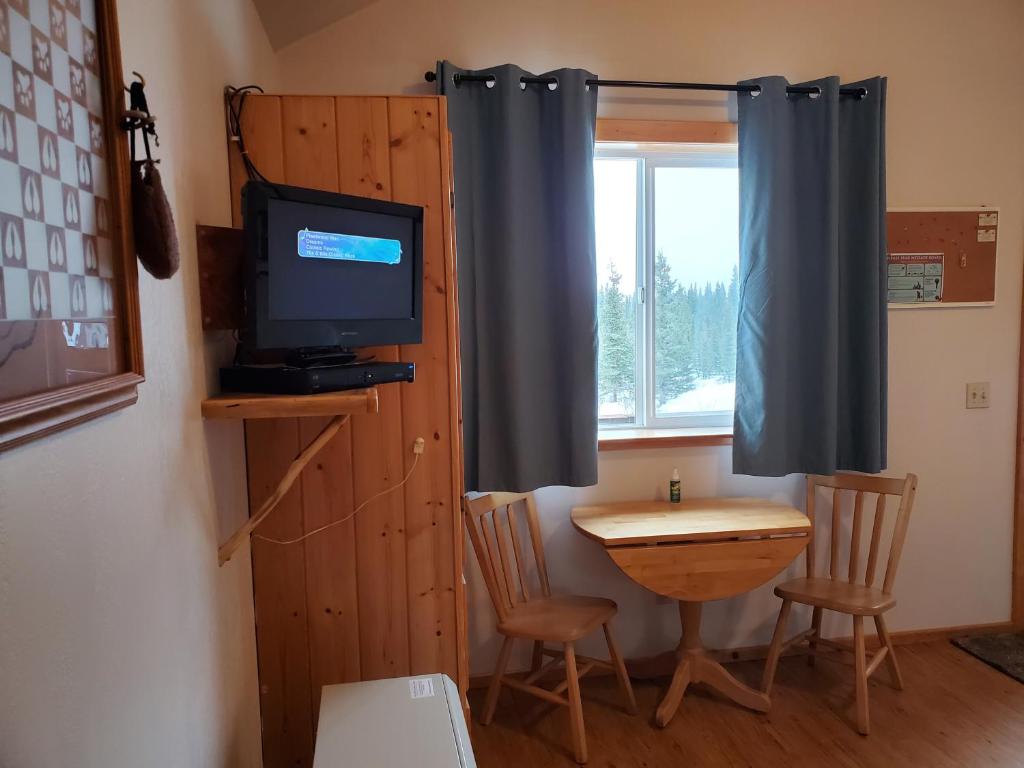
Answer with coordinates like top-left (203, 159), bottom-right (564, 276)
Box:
top-left (598, 426), bottom-right (733, 452)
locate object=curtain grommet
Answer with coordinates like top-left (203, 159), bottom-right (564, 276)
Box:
top-left (547, 78), bottom-right (559, 91)
top-left (485, 77), bottom-right (496, 89)
top-left (750, 85), bottom-right (762, 98)
top-left (809, 86), bottom-right (822, 99)
top-left (519, 78), bottom-right (527, 91)
top-left (859, 87), bottom-right (869, 100)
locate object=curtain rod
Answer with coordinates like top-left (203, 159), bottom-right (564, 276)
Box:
top-left (423, 71), bottom-right (868, 98)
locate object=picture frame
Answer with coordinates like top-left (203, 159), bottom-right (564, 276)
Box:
top-left (0, 0), bottom-right (142, 452)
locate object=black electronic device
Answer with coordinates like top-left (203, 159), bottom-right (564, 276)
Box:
top-left (220, 361), bottom-right (415, 396)
top-left (241, 181), bottom-right (424, 353)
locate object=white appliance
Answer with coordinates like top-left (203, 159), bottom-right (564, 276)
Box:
top-left (313, 674), bottom-right (476, 767)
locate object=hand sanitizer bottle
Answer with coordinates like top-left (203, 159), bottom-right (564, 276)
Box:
top-left (670, 468), bottom-right (681, 503)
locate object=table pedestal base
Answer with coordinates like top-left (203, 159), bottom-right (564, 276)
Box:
top-left (655, 601), bottom-right (770, 728)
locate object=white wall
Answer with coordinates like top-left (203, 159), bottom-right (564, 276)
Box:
top-left (0, 1), bottom-right (278, 765)
top-left (276, 0), bottom-right (1024, 675)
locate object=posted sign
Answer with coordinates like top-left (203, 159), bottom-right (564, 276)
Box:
top-left (887, 252), bottom-right (943, 304)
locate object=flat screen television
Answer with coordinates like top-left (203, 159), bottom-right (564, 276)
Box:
top-left (240, 181), bottom-right (424, 355)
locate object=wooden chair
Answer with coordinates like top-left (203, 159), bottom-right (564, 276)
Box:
top-left (464, 492), bottom-right (637, 764)
top-left (761, 472), bottom-right (918, 735)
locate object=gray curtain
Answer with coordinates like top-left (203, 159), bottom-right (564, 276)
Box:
top-left (437, 62), bottom-right (599, 492)
top-left (733, 76), bottom-right (887, 477)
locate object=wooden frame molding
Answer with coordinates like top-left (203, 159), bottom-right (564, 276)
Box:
top-left (1014, 280), bottom-right (1024, 627)
top-left (0, 0), bottom-right (143, 453)
top-left (596, 118), bottom-right (737, 144)
top-left (594, 118), bottom-right (736, 451)
top-left (599, 428), bottom-right (732, 451)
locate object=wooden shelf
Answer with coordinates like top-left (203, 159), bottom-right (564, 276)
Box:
top-left (201, 388), bottom-right (379, 420)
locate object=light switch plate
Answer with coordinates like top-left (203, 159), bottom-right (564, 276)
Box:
top-left (966, 382), bottom-right (990, 409)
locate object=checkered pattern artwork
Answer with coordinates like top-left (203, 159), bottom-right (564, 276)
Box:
top-left (0, 0), bottom-right (119, 401)
top-left (0, 0), bottom-right (112, 322)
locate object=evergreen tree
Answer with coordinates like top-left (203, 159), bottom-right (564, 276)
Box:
top-left (598, 263), bottom-right (634, 408)
top-left (723, 265), bottom-right (739, 382)
top-left (654, 250), bottom-right (696, 406)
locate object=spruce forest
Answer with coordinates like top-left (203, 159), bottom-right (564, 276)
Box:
top-left (598, 251), bottom-right (738, 413)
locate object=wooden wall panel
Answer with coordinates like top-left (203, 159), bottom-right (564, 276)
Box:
top-left (299, 415), bottom-right (360, 713)
top-left (228, 95), bottom-right (283, 227)
top-left (228, 94), bottom-right (464, 767)
top-left (246, 418), bottom-right (316, 767)
top-left (439, 106), bottom-right (470, 697)
top-left (353, 342), bottom-right (411, 680)
top-left (335, 96), bottom-right (391, 200)
top-left (389, 98), bottom-right (458, 676)
top-left (281, 96), bottom-right (340, 192)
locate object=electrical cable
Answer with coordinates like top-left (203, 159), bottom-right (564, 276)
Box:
top-left (225, 84), bottom-right (275, 184)
top-left (253, 439), bottom-right (425, 546)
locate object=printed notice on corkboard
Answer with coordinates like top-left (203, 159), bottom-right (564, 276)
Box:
top-left (887, 253), bottom-right (943, 304)
top-left (886, 208), bottom-right (998, 308)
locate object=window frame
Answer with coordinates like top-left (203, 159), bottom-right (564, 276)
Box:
top-left (594, 119), bottom-right (739, 441)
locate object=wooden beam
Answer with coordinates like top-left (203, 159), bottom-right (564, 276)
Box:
top-left (596, 118), bottom-right (736, 144)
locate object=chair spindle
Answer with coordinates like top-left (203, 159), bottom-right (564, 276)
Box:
top-left (865, 494), bottom-right (887, 588)
top-left (849, 491), bottom-right (864, 583)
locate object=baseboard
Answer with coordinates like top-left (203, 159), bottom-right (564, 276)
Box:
top-left (467, 620), bottom-right (1017, 689)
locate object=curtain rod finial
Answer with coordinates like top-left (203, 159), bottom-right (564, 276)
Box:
top-left (424, 71), bottom-right (437, 83)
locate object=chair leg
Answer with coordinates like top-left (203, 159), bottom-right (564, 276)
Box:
top-left (481, 635), bottom-right (514, 726)
top-left (531, 640), bottom-right (544, 674)
top-left (874, 614), bottom-right (904, 690)
top-left (603, 622), bottom-right (637, 715)
top-left (761, 599), bottom-right (792, 695)
top-left (564, 642), bottom-right (588, 764)
top-left (853, 615), bottom-right (870, 735)
top-left (807, 607), bottom-right (823, 667)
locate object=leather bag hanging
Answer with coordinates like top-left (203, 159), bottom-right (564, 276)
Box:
top-left (124, 75), bottom-right (179, 279)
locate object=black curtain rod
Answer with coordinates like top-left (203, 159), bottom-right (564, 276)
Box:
top-left (423, 71), bottom-right (868, 98)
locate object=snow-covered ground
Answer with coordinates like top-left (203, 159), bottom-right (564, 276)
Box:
top-left (660, 379), bottom-right (735, 415)
top-left (599, 378), bottom-right (735, 420)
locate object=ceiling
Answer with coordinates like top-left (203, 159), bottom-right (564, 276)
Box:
top-left (251, 0), bottom-right (381, 50)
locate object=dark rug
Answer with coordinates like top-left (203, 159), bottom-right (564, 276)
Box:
top-left (952, 633), bottom-right (1024, 684)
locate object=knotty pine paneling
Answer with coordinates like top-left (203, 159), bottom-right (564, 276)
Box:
top-left (227, 95), bottom-right (464, 768)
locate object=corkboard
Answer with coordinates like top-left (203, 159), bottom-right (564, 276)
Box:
top-left (887, 208), bottom-right (998, 306)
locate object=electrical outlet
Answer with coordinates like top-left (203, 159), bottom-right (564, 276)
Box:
top-left (966, 382), bottom-right (990, 409)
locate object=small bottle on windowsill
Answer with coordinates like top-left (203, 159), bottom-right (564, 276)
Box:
top-left (670, 468), bottom-right (681, 503)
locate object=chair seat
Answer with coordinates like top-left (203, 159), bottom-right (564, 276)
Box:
top-left (497, 595), bottom-right (617, 642)
top-left (775, 577), bottom-right (896, 616)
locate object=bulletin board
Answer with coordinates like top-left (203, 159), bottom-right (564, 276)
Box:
top-left (886, 208), bottom-right (999, 308)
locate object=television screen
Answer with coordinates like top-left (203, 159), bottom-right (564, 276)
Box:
top-left (242, 182), bottom-right (424, 352)
top-left (268, 197), bottom-right (416, 322)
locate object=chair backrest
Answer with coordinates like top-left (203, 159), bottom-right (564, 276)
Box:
top-left (463, 492), bottom-right (551, 622)
top-left (805, 472), bottom-right (918, 595)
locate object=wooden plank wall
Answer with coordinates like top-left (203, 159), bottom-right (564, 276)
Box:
top-left (227, 95), bottom-right (465, 768)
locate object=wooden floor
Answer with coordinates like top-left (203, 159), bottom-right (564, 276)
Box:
top-left (467, 641), bottom-right (1024, 767)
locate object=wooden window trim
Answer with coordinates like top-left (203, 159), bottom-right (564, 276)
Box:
top-left (596, 118), bottom-right (737, 145)
top-left (599, 427), bottom-right (733, 452)
top-left (0, 0), bottom-right (143, 453)
top-left (595, 118), bottom-right (736, 451)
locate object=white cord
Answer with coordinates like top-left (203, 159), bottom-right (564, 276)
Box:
top-left (253, 438), bottom-right (424, 547)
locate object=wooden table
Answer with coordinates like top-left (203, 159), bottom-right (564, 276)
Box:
top-left (571, 498), bottom-right (810, 727)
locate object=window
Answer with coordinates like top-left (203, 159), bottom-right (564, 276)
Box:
top-left (596, 141), bottom-right (739, 430)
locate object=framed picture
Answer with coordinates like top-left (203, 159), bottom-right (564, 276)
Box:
top-left (0, 0), bottom-right (142, 452)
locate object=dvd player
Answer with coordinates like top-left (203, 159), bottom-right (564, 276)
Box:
top-left (220, 361), bottom-right (415, 395)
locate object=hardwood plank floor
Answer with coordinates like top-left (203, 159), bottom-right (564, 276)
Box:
top-left (467, 641), bottom-right (1024, 766)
